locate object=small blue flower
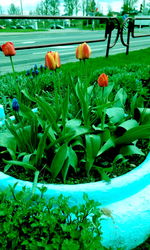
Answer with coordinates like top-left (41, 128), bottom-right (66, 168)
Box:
top-left (12, 98), bottom-right (19, 112)
top-left (35, 69), bottom-right (39, 75)
top-left (44, 66), bottom-right (47, 70)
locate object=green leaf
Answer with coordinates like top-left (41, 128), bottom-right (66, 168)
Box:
top-left (118, 119), bottom-right (139, 130)
top-left (87, 85), bottom-right (94, 96)
top-left (97, 137), bottom-right (115, 156)
top-left (85, 134), bottom-right (101, 174)
top-left (106, 107), bottom-right (125, 124)
top-left (20, 103), bottom-right (37, 120)
top-left (35, 126), bottom-right (50, 167)
top-left (47, 127), bottom-right (56, 143)
top-left (71, 127), bottom-right (90, 140)
top-left (103, 83), bottom-right (114, 100)
top-left (32, 170), bottom-right (40, 196)
top-left (62, 86), bottom-right (69, 129)
top-left (62, 158), bottom-right (70, 183)
top-left (3, 159), bottom-right (36, 171)
top-left (112, 154), bottom-right (126, 164)
top-left (23, 153), bottom-right (35, 164)
top-left (0, 132), bottom-right (16, 159)
top-left (114, 88), bottom-right (127, 107)
top-left (50, 144), bottom-right (68, 178)
top-left (134, 108), bottom-right (150, 124)
top-left (65, 119), bottom-right (81, 129)
top-left (21, 89), bottom-right (36, 102)
top-left (36, 95), bottom-right (59, 132)
top-left (67, 147), bottom-right (78, 170)
top-left (95, 167), bottom-right (111, 182)
top-left (130, 93), bottom-right (138, 116)
top-left (116, 124), bottom-right (150, 145)
top-left (4, 164), bottom-right (12, 173)
top-left (75, 78), bottom-right (89, 126)
top-left (120, 145), bottom-right (145, 156)
top-left (116, 119), bottom-right (139, 135)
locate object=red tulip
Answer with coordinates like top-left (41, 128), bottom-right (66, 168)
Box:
top-left (97, 73), bottom-right (108, 87)
top-left (45, 51), bottom-right (61, 70)
top-left (1, 42), bottom-right (16, 56)
top-left (76, 42), bottom-right (91, 60)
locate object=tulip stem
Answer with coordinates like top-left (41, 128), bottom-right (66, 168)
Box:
top-left (10, 56), bottom-right (20, 100)
top-left (101, 87), bottom-right (106, 130)
top-left (10, 56), bottom-right (15, 74)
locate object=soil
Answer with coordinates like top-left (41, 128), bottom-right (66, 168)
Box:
top-left (0, 137), bottom-right (149, 185)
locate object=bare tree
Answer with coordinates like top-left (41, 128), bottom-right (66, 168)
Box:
top-left (36, 0), bottom-right (60, 15)
top-left (8, 4), bottom-right (21, 26)
top-left (81, 0), bottom-right (86, 16)
top-left (36, 0), bottom-right (51, 15)
top-left (74, 0), bottom-right (80, 15)
top-left (64, 0), bottom-right (75, 15)
top-left (8, 3), bottom-right (21, 15)
top-left (121, 0), bottom-right (138, 14)
top-left (107, 5), bottom-right (113, 16)
top-left (49, 0), bottom-right (60, 15)
top-left (85, 0), bottom-right (96, 16)
top-left (35, 0), bottom-right (60, 28)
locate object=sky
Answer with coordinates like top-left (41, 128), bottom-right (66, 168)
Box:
top-left (0, 0), bottom-right (144, 15)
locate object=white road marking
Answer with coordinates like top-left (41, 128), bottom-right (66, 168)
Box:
top-left (51, 45), bottom-right (75, 48)
top-left (21, 41), bottom-right (36, 44)
top-left (33, 52), bottom-right (46, 55)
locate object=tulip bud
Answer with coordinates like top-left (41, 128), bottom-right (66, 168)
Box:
top-left (76, 42), bottom-right (91, 60)
top-left (12, 98), bottom-right (19, 112)
top-left (1, 42), bottom-right (16, 56)
top-left (97, 73), bottom-right (108, 87)
top-left (45, 51), bottom-right (61, 70)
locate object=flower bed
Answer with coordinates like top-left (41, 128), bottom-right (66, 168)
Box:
top-left (0, 42), bottom-right (150, 184)
top-left (0, 42), bottom-right (150, 249)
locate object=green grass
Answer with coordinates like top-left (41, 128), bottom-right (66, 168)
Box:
top-left (0, 28), bottom-right (48, 32)
top-left (61, 47), bottom-right (150, 73)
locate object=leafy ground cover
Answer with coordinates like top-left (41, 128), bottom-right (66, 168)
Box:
top-left (0, 48), bottom-right (150, 185)
top-left (0, 185), bottom-right (104, 250)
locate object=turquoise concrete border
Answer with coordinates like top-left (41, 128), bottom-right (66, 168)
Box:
top-left (0, 107), bottom-right (38, 127)
top-left (0, 153), bottom-right (150, 249)
top-left (0, 105), bottom-right (5, 122)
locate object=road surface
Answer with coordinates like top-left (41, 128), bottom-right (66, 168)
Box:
top-left (0, 28), bottom-right (149, 74)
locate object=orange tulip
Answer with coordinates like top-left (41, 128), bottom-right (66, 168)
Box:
top-left (1, 42), bottom-right (16, 56)
top-left (76, 42), bottom-right (91, 60)
top-left (97, 73), bottom-right (108, 87)
top-left (45, 51), bottom-right (61, 70)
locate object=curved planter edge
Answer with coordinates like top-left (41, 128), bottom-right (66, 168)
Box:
top-left (0, 153), bottom-right (150, 249)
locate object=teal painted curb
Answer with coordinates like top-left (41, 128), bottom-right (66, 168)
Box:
top-left (0, 153), bottom-right (150, 249)
top-left (0, 105), bottom-right (5, 122)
